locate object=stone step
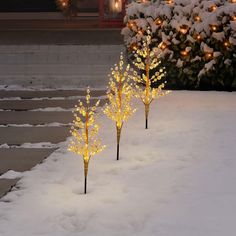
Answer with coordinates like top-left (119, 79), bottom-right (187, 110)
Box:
top-left (0, 179), bottom-right (19, 199)
top-left (0, 111), bottom-right (72, 125)
top-left (0, 98), bottom-right (107, 110)
top-left (0, 127), bottom-right (70, 144)
top-left (0, 89), bottom-right (106, 98)
top-left (2, 126), bottom-right (69, 144)
top-left (0, 148), bottom-right (56, 174)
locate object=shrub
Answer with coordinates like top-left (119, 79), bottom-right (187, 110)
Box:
top-left (122, 0), bottom-right (236, 90)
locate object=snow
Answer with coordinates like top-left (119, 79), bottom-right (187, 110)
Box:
top-left (191, 56), bottom-right (201, 62)
top-left (212, 32), bottom-right (225, 41)
top-left (0, 143), bottom-right (10, 148)
top-left (224, 59), bottom-right (232, 65)
top-left (201, 42), bottom-right (214, 53)
top-left (186, 35), bottom-right (195, 43)
top-left (185, 47), bottom-right (192, 52)
top-left (31, 107), bottom-right (73, 112)
top-left (0, 91), bottom-right (236, 236)
top-left (229, 36), bottom-right (236, 46)
top-left (0, 142), bottom-right (62, 149)
top-left (176, 59), bottom-right (184, 68)
top-left (0, 171), bottom-right (24, 180)
top-left (230, 21), bottom-right (236, 31)
top-left (0, 97), bottom-right (21, 100)
top-left (213, 51), bottom-right (221, 57)
top-left (172, 38), bottom-right (180, 45)
top-left (205, 60), bottom-right (216, 71)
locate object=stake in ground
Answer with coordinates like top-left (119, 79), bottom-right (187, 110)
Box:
top-left (68, 88), bottom-right (105, 194)
top-left (132, 29), bottom-right (170, 129)
top-left (103, 53), bottom-right (136, 161)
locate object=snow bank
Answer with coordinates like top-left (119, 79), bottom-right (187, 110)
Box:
top-left (0, 91), bottom-right (236, 236)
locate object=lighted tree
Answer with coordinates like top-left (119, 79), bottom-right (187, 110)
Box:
top-left (132, 30), bottom-right (170, 129)
top-left (69, 88), bottom-right (105, 194)
top-left (103, 53), bottom-right (136, 161)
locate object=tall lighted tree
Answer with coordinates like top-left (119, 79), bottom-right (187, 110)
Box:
top-left (132, 30), bottom-right (170, 129)
top-left (103, 53), bottom-right (136, 161)
top-left (69, 88), bottom-right (105, 194)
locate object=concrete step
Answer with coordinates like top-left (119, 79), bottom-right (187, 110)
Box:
top-left (0, 30), bottom-right (123, 44)
top-left (0, 46), bottom-right (123, 53)
top-left (0, 127), bottom-right (70, 144)
top-left (0, 98), bottom-right (107, 110)
top-left (0, 89), bottom-right (106, 98)
top-left (0, 45), bottom-right (123, 65)
top-left (0, 45), bottom-right (123, 53)
top-left (0, 52), bottom-right (122, 65)
top-left (0, 148), bottom-right (56, 174)
top-left (0, 75), bottom-right (109, 88)
top-left (0, 111), bottom-right (72, 125)
top-left (0, 179), bottom-right (19, 199)
top-left (0, 65), bottom-right (112, 75)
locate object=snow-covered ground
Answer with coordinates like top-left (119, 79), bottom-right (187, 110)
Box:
top-left (0, 91), bottom-right (236, 236)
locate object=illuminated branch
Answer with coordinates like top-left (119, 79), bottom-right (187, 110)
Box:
top-left (103, 53), bottom-right (136, 160)
top-left (132, 29), bottom-right (170, 129)
top-left (68, 88), bottom-right (105, 194)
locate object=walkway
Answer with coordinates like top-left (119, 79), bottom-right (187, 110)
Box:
top-left (0, 89), bottom-right (106, 198)
top-left (0, 27), bottom-right (122, 198)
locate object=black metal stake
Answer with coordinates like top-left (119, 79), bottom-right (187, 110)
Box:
top-left (117, 143), bottom-right (120, 161)
top-left (145, 117), bottom-right (148, 129)
top-left (84, 176), bottom-right (87, 194)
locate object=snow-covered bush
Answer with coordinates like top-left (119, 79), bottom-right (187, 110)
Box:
top-left (122, 0), bottom-right (236, 90)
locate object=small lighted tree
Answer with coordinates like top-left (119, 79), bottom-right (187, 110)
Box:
top-left (69, 88), bottom-right (105, 194)
top-left (103, 53), bottom-right (136, 161)
top-left (132, 30), bottom-right (170, 129)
